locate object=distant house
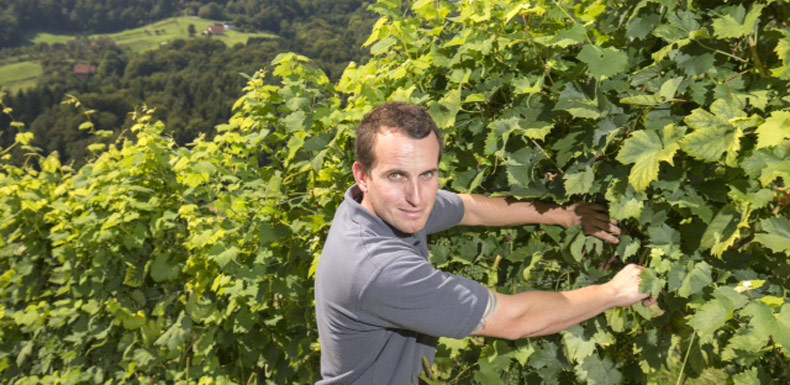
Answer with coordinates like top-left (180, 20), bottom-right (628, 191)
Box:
top-left (73, 64), bottom-right (97, 79)
top-left (223, 23), bottom-right (236, 31)
top-left (205, 25), bottom-right (226, 36)
top-left (90, 38), bottom-right (116, 48)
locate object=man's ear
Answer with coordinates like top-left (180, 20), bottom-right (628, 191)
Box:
top-left (352, 161), bottom-right (369, 192)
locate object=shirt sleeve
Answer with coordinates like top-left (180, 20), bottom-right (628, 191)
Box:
top-left (358, 252), bottom-right (489, 339)
top-left (424, 190), bottom-right (464, 235)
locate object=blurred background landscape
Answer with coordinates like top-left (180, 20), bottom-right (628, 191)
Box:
top-left (0, 0), bottom-right (374, 166)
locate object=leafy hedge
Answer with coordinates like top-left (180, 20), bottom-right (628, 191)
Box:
top-left (2, 0), bottom-right (790, 384)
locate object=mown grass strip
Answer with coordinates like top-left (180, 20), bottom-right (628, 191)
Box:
top-left (29, 16), bottom-right (276, 52)
top-left (0, 61), bottom-right (43, 91)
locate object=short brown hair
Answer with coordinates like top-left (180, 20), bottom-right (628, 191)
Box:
top-left (355, 102), bottom-right (443, 171)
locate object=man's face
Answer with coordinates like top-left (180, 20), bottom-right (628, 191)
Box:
top-left (353, 128), bottom-right (440, 234)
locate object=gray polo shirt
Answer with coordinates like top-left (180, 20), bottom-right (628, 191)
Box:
top-left (315, 185), bottom-right (489, 385)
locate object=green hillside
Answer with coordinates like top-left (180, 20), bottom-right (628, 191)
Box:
top-left (0, 61), bottom-right (43, 92)
top-left (30, 16), bottom-right (275, 52)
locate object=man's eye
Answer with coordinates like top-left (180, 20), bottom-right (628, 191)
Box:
top-left (422, 171), bottom-right (435, 179)
top-left (388, 173), bottom-right (403, 180)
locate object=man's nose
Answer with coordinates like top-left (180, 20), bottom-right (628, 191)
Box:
top-left (404, 180), bottom-right (421, 206)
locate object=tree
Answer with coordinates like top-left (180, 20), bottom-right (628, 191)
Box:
top-left (197, 2), bottom-right (223, 20)
top-left (97, 49), bottom-right (125, 78)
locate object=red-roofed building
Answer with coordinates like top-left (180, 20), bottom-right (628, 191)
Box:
top-left (90, 38), bottom-right (116, 48)
top-left (205, 25), bottom-right (225, 36)
top-left (73, 64), bottom-right (97, 79)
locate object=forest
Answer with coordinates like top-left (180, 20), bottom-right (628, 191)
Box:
top-left (0, 0), bottom-right (373, 165)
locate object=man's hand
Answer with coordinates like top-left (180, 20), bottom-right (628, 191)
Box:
top-left (562, 203), bottom-right (622, 244)
top-left (605, 264), bottom-right (656, 307)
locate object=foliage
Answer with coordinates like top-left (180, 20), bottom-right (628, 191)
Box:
top-left (2, 0), bottom-right (790, 384)
top-left (0, 60), bottom-right (334, 382)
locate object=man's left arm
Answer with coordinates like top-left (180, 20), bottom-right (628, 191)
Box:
top-left (458, 194), bottom-right (622, 244)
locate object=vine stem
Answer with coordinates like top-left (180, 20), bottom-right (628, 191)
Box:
top-left (694, 40), bottom-right (748, 63)
top-left (530, 138), bottom-right (564, 175)
top-left (550, 0), bottom-right (596, 46)
top-left (676, 331), bottom-right (696, 385)
top-left (748, 36), bottom-right (768, 78)
top-left (0, 141), bottom-right (19, 156)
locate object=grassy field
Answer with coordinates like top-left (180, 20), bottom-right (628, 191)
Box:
top-left (0, 61), bottom-right (43, 93)
top-left (29, 16), bottom-right (275, 52)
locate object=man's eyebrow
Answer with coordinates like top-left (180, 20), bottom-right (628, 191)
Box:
top-left (382, 168), bottom-right (407, 175)
top-left (379, 167), bottom-right (437, 176)
top-left (421, 167), bottom-right (438, 174)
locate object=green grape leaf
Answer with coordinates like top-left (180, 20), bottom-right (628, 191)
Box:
top-left (411, 0), bottom-right (441, 20)
top-left (754, 217), bottom-right (790, 254)
top-left (429, 88), bottom-right (462, 128)
top-left (521, 120), bottom-right (554, 141)
top-left (742, 302), bottom-right (790, 354)
top-left (755, 111), bottom-right (790, 149)
top-left (741, 146), bottom-right (790, 186)
top-left (512, 76), bottom-right (543, 95)
top-left (722, 330), bottom-right (767, 361)
top-left (676, 53), bottom-right (715, 76)
top-left (639, 268), bottom-right (664, 297)
top-left (627, 15), bottom-right (660, 40)
top-left (123, 262), bottom-right (144, 288)
top-left (577, 354), bottom-right (623, 385)
top-left (563, 166), bottom-right (594, 196)
top-left (700, 204), bottom-right (749, 257)
top-left (562, 325), bottom-right (596, 364)
top-left (653, 10), bottom-right (701, 42)
top-left (41, 154), bottom-right (61, 173)
top-left (619, 94), bottom-right (664, 106)
top-left (658, 76), bottom-right (684, 101)
top-left (616, 124), bottom-right (685, 192)
top-left (155, 313), bottom-right (190, 352)
top-left (677, 261), bottom-right (712, 298)
top-left (547, 24), bottom-right (587, 48)
top-left (211, 245), bottom-right (239, 268)
top-left (555, 85), bottom-right (600, 119)
top-left (577, 45), bottom-right (628, 80)
top-left (732, 368), bottom-right (761, 385)
top-left (474, 341), bottom-right (514, 385)
top-left (712, 5), bottom-right (763, 39)
top-left (680, 106), bottom-right (744, 165)
top-left (606, 181), bottom-right (645, 220)
top-left (370, 36), bottom-right (397, 55)
top-left (150, 254), bottom-right (180, 282)
top-left (285, 132), bottom-right (307, 164)
top-left (772, 38), bottom-right (790, 79)
top-left (688, 294), bottom-right (735, 342)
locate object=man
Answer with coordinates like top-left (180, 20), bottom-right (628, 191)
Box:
top-left (314, 102), bottom-right (652, 384)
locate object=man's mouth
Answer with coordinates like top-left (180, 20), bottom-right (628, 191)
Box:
top-left (400, 209), bottom-right (423, 218)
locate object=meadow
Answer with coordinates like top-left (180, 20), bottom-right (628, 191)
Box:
top-left (30, 16), bottom-right (276, 51)
top-left (0, 61), bottom-right (43, 93)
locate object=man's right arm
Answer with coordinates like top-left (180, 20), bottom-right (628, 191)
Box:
top-left (473, 264), bottom-right (653, 340)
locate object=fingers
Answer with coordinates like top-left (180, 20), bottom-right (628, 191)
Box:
top-left (573, 203), bottom-right (622, 244)
top-left (592, 229), bottom-right (620, 244)
top-left (588, 220), bottom-right (622, 243)
top-left (642, 296), bottom-right (658, 307)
